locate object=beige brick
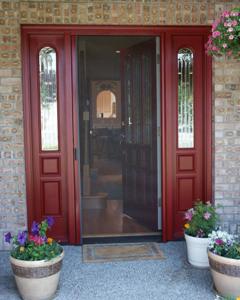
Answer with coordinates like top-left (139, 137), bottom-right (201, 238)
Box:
top-left (1, 78), bottom-right (21, 86)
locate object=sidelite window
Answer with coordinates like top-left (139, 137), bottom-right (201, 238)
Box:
top-left (39, 47), bottom-right (59, 151)
top-left (178, 48), bottom-right (194, 148)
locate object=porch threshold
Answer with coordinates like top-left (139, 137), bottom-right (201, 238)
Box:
top-left (82, 232), bottom-right (162, 244)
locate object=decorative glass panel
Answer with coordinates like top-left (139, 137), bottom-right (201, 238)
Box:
top-left (39, 47), bottom-right (59, 151)
top-left (178, 48), bottom-right (194, 148)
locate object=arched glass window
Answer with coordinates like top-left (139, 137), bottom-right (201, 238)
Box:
top-left (96, 90), bottom-right (116, 118)
top-left (178, 48), bottom-right (194, 148)
top-left (39, 47), bottom-right (59, 151)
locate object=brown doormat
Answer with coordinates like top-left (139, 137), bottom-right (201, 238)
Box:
top-left (82, 242), bottom-right (165, 263)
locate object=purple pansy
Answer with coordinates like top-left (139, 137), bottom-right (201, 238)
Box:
top-left (46, 216), bottom-right (54, 227)
top-left (31, 221), bottom-right (39, 236)
top-left (17, 231), bottom-right (27, 246)
top-left (4, 232), bottom-right (12, 243)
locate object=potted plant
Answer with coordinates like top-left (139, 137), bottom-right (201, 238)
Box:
top-left (208, 230), bottom-right (240, 298)
top-left (5, 217), bottom-right (64, 300)
top-left (184, 201), bottom-right (218, 267)
top-left (205, 8), bottom-right (240, 58)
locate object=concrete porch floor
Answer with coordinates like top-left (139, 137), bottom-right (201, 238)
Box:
top-left (0, 241), bottom-right (216, 300)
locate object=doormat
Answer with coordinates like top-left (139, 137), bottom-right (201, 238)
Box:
top-left (82, 242), bottom-right (165, 263)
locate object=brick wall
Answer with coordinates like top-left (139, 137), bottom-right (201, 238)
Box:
top-left (214, 58), bottom-right (240, 234)
top-left (0, 0), bottom-right (239, 249)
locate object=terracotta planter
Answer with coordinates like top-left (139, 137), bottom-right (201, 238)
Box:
top-left (185, 233), bottom-right (210, 268)
top-left (208, 250), bottom-right (240, 298)
top-left (10, 251), bottom-right (64, 300)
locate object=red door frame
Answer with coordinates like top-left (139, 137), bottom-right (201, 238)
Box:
top-left (21, 25), bottom-right (212, 243)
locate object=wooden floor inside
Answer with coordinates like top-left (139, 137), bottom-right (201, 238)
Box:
top-left (82, 199), bottom-right (157, 237)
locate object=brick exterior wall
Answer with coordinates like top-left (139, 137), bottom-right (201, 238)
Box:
top-left (0, 0), bottom-right (239, 249)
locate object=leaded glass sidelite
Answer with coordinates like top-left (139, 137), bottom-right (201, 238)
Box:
top-left (178, 48), bottom-right (194, 148)
top-left (39, 47), bottom-right (58, 151)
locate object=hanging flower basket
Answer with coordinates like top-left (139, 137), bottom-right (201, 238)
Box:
top-left (205, 8), bottom-right (240, 58)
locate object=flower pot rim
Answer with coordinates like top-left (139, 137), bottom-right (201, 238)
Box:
top-left (208, 249), bottom-right (240, 264)
top-left (184, 232), bottom-right (210, 240)
top-left (10, 249), bottom-right (64, 267)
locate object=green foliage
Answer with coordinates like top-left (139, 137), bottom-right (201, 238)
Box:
top-left (5, 217), bottom-right (63, 261)
top-left (225, 243), bottom-right (240, 259)
top-left (209, 231), bottom-right (240, 260)
top-left (11, 240), bottom-right (62, 261)
top-left (184, 201), bottom-right (219, 238)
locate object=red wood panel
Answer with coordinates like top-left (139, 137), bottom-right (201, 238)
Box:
top-left (42, 158), bottom-right (60, 175)
top-left (177, 178), bottom-right (194, 211)
top-left (42, 181), bottom-right (61, 215)
top-left (178, 155), bottom-right (194, 171)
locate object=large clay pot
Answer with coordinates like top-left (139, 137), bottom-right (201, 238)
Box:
top-left (208, 250), bottom-right (240, 298)
top-left (185, 233), bottom-right (210, 267)
top-left (10, 251), bottom-right (64, 300)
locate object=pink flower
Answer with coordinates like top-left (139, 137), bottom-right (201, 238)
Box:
top-left (29, 234), bottom-right (45, 245)
top-left (203, 212), bottom-right (211, 220)
top-left (229, 35), bottom-right (234, 40)
top-left (222, 43), bottom-right (228, 48)
top-left (221, 10), bottom-right (230, 18)
top-left (232, 20), bottom-right (238, 27)
top-left (227, 50), bottom-right (233, 56)
top-left (230, 12), bottom-right (238, 17)
top-left (227, 27), bottom-right (233, 32)
top-left (212, 46), bottom-right (219, 51)
top-left (212, 19), bottom-right (220, 31)
top-left (185, 209), bottom-right (193, 221)
top-left (224, 22), bottom-right (228, 27)
top-left (212, 31), bottom-right (221, 38)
